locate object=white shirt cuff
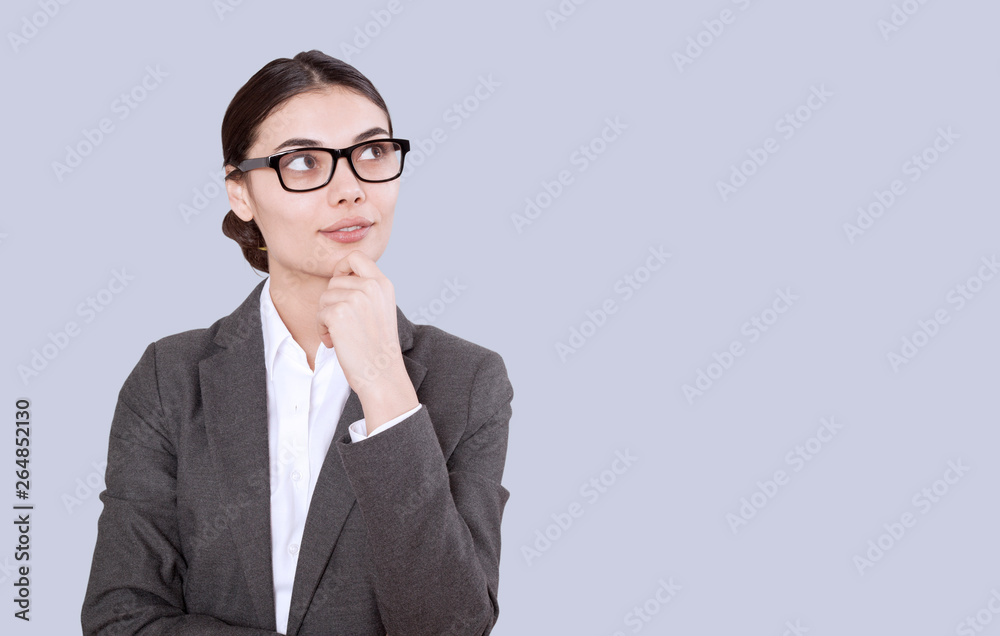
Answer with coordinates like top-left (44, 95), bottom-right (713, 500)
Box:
top-left (348, 404), bottom-right (423, 443)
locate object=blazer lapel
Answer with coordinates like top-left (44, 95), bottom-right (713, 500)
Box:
top-left (199, 279), bottom-right (277, 630)
top-left (285, 306), bottom-right (427, 636)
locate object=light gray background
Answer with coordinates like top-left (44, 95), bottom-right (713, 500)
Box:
top-left (2, 1), bottom-right (999, 634)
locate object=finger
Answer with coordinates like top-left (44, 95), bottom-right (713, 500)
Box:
top-left (317, 287), bottom-right (371, 314)
top-left (331, 250), bottom-right (360, 278)
top-left (317, 320), bottom-right (334, 349)
top-left (322, 274), bottom-right (370, 293)
top-left (332, 250), bottom-right (382, 280)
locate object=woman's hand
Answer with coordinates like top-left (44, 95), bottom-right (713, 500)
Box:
top-left (317, 250), bottom-right (419, 433)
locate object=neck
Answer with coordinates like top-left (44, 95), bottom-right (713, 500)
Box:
top-left (267, 266), bottom-right (331, 370)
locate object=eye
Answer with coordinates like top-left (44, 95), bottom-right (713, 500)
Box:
top-left (357, 142), bottom-right (390, 161)
top-left (280, 151), bottom-right (321, 172)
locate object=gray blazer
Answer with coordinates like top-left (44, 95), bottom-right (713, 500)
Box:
top-left (81, 279), bottom-right (513, 636)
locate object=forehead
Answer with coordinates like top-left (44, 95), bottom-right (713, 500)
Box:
top-left (253, 87), bottom-right (389, 151)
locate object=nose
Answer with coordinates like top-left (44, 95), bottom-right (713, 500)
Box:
top-left (326, 155), bottom-right (365, 205)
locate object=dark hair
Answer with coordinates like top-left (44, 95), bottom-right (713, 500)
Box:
top-left (221, 50), bottom-right (393, 273)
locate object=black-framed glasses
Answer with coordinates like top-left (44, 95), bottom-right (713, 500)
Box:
top-left (236, 138), bottom-right (410, 192)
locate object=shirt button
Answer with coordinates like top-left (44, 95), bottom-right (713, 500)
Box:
top-left (291, 470), bottom-right (301, 482)
top-left (289, 543), bottom-right (299, 555)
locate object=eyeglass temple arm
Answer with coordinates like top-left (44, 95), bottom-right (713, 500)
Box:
top-left (236, 157), bottom-right (271, 172)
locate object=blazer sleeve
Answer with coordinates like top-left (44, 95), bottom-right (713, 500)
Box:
top-left (335, 348), bottom-right (513, 636)
top-left (81, 343), bottom-right (280, 636)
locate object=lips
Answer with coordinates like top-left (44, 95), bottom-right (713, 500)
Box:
top-left (321, 217), bottom-right (373, 232)
top-left (320, 216), bottom-right (373, 244)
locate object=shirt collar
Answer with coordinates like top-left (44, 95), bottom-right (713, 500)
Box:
top-left (259, 276), bottom-right (289, 379)
top-left (259, 276), bottom-right (337, 377)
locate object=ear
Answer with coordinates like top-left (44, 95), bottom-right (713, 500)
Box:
top-left (225, 165), bottom-right (255, 222)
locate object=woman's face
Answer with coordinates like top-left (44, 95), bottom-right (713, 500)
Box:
top-left (227, 86), bottom-right (399, 282)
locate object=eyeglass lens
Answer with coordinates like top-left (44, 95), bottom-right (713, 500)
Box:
top-left (276, 141), bottom-right (404, 190)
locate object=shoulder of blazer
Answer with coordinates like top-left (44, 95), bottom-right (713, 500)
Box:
top-left (406, 319), bottom-right (505, 375)
top-left (152, 278), bottom-right (267, 362)
top-left (116, 280), bottom-right (269, 418)
top-left (405, 319), bottom-right (513, 438)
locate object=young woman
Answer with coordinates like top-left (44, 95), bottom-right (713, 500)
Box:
top-left (82, 50), bottom-right (513, 636)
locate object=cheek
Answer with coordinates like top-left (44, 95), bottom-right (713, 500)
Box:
top-left (372, 188), bottom-right (400, 224)
top-left (252, 195), bottom-right (320, 246)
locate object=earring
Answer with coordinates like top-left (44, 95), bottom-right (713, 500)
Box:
top-left (258, 246), bottom-right (268, 251)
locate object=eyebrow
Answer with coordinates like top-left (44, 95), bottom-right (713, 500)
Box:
top-left (271, 127), bottom-right (391, 153)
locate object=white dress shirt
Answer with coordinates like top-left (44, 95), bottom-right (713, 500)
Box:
top-left (259, 276), bottom-right (420, 635)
